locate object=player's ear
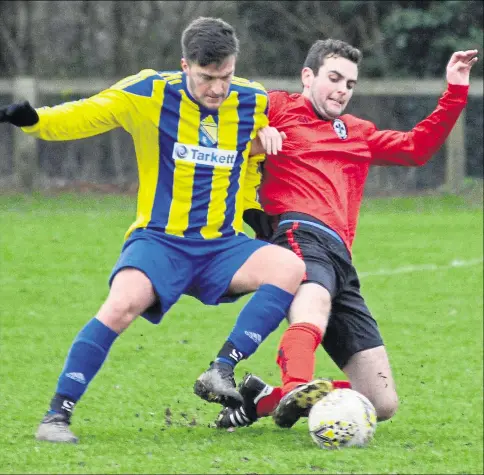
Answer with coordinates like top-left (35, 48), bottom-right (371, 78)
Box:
top-left (181, 58), bottom-right (189, 73)
top-left (301, 67), bottom-right (314, 89)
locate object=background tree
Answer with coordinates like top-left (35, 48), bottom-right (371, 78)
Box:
top-left (0, 1), bottom-right (481, 79)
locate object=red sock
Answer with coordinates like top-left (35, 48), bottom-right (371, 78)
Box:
top-left (333, 380), bottom-right (352, 389)
top-left (255, 323), bottom-right (352, 416)
top-left (276, 322), bottom-right (323, 395)
top-left (255, 380), bottom-right (351, 416)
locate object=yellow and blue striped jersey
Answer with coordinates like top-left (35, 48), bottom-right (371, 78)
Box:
top-left (22, 69), bottom-right (268, 240)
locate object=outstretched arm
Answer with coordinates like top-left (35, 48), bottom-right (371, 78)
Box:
top-left (0, 88), bottom-right (136, 141)
top-left (446, 49), bottom-right (478, 86)
top-left (0, 101), bottom-right (39, 127)
top-left (368, 50), bottom-right (478, 166)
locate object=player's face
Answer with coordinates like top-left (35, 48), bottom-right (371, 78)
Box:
top-left (182, 56), bottom-right (235, 110)
top-left (302, 56), bottom-right (358, 120)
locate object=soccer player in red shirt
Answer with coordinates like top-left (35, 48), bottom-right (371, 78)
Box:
top-left (218, 39), bottom-right (478, 429)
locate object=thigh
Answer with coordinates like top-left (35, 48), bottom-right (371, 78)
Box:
top-left (342, 346), bottom-right (398, 421)
top-left (109, 229), bottom-right (194, 323)
top-left (272, 223), bottom-right (343, 297)
top-left (228, 242), bottom-right (305, 295)
top-left (322, 278), bottom-right (383, 370)
top-left (287, 282), bottom-right (332, 330)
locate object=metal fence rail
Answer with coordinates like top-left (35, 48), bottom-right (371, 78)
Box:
top-left (0, 76), bottom-right (482, 192)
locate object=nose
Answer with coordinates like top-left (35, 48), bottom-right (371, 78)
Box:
top-left (211, 79), bottom-right (226, 96)
top-left (336, 84), bottom-right (347, 95)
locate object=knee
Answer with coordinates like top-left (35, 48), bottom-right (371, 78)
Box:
top-left (98, 297), bottom-right (139, 333)
top-left (280, 251), bottom-right (306, 285)
top-left (374, 394), bottom-right (399, 422)
top-left (253, 246), bottom-right (306, 293)
top-left (288, 254), bottom-right (306, 282)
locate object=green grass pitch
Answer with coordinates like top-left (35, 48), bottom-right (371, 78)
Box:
top-left (1, 192), bottom-right (482, 474)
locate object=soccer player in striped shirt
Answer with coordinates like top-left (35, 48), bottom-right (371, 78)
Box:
top-left (217, 40), bottom-right (478, 430)
top-left (0, 17), bottom-right (310, 443)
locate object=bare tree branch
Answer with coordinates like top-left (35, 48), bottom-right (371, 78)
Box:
top-left (0, 16), bottom-right (23, 72)
top-left (266, 2), bottom-right (313, 35)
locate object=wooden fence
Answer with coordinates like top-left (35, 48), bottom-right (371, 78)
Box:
top-left (0, 76), bottom-right (482, 192)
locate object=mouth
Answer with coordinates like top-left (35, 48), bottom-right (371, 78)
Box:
top-left (205, 97), bottom-right (223, 105)
top-left (203, 96), bottom-right (224, 109)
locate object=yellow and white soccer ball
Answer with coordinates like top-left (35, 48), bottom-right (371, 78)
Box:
top-left (308, 389), bottom-right (377, 449)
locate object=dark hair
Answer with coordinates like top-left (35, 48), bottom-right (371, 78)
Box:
top-left (181, 17), bottom-right (239, 67)
top-left (303, 39), bottom-right (362, 74)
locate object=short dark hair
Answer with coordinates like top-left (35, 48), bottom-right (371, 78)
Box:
top-left (303, 39), bottom-right (362, 74)
top-left (181, 17), bottom-right (239, 67)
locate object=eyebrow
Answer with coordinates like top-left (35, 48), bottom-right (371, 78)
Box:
top-left (200, 71), bottom-right (234, 79)
top-left (328, 70), bottom-right (357, 84)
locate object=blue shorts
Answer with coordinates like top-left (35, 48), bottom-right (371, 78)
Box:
top-left (109, 228), bottom-right (269, 324)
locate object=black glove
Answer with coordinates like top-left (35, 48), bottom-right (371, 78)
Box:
top-left (243, 208), bottom-right (274, 241)
top-left (0, 101), bottom-right (39, 127)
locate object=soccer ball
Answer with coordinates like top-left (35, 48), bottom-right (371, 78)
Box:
top-left (308, 389), bottom-right (377, 449)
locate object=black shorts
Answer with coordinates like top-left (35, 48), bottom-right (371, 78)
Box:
top-left (271, 212), bottom-right (384, 369)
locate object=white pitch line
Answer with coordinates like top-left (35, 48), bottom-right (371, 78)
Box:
top-left (359, 257), bottom-right (483, 278)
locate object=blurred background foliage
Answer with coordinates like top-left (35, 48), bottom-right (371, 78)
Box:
top-left (0, 1), bottom-right (482, 190)
top-left (0, 0), bottom-right (482, 79)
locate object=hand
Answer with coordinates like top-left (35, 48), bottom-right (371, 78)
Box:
top-left (243, 209), bottom-right (274, 241)
top-left (257, 126), bottom-right (287, 155)
top-left (446, 50), bottom-right (478, 86)
top-left (0, 101), bottom-right (39, 127)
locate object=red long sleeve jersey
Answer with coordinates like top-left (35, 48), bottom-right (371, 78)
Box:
top-left (259, 85), bottom-right (468, 253)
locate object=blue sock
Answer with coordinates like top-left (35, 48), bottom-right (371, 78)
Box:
top-left (216, 284), bottom-right (294, 366)
top-left (53, 317), bottom-right (118, 407)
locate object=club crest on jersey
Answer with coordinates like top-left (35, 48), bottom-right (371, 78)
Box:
top-left (200, 115), bottom-right (218, 147)
top-left (332, 119), bottom-right (347, 139)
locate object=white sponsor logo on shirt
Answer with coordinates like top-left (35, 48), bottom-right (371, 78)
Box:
top-left (173, 142), bottom-right (237, 168)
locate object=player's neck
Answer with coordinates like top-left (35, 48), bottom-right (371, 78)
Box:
top-left (311, 103), bottom-right (332, 122)
top-left (301, 91), bottom-right (333, 122)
